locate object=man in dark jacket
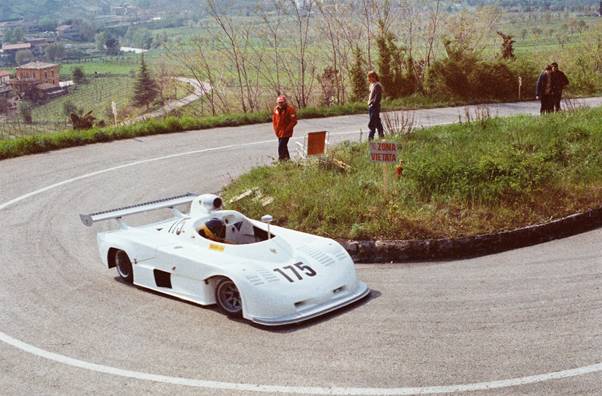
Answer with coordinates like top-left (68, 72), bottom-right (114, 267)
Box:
top-left (551, 62), bottom-right (569, 112)
top-left (536, 65), bottom-right (554, 114)
top-left (367, 71), bottom-right (384, 140)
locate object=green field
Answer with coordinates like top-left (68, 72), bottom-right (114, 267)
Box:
top-left (59, 59), bottom-right (140, 78)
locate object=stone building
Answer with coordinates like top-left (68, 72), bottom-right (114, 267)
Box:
top-left (9, 62), bottom-right (65, 101)
top-left (0, 70), bottom-right (10, 85)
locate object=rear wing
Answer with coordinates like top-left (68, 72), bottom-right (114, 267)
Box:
top-left (80, 193), bottom-right (197, 227)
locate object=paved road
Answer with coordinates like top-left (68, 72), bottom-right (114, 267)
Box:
top-left (0, 99), bottom-right (601, 395)
top-left (129, 78), bottom-right (211, 123)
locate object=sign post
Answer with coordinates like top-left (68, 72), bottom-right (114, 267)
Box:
top-left (369, 141), bottom-right (398, 194)
top-left (111, 101), bottom-right (118, 126)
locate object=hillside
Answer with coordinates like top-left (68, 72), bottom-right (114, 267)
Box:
top-left (1, 0), bottom-right (599, 22)
top-left (0, 0), bottom-right (205, 21)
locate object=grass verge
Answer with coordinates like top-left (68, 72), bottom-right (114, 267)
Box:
top-left (0, 112), bottom-right (270, 160)
top-left (221, 108), bottom-right (602, 240)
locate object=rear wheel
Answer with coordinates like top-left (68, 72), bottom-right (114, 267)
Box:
top-left (115, 250), bottom-right (133, 284)
top-left (215, 278), bottom-right (242, 317)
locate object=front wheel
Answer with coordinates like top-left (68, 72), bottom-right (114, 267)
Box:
top-left (115, 250), bottom-right (133, 284)
top-left (215, 278), bottom-right (242, 317)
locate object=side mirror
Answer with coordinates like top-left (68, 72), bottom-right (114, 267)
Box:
top-left (261, 215), bottom-right (273, 239)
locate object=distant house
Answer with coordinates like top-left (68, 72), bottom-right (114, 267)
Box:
top-left (111, 5), bottom-right (139, 16)
top-left (0, 85), bottom-right (12, 99)
top-left (15, 61), bottom-right (60, 86)
top-left (56, 25), bottom-right (82, 41)
top-left (26, 37), bottom-right (53, 57)
top-left (9, 61), bottom-right (66, 101)
top-left (0, 84), bottom-right (15, 112)
top-left (0, 70), bottom-right (10, 85)
top-left (0, 43), bottom-right (32, 64)
top-left (1, 43), bottom-right (32, 53)
top-left (0, 85), bottom-right (15, 103)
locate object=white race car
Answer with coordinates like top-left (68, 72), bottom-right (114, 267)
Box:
top-left (81, 193), bottom-right (370, 326)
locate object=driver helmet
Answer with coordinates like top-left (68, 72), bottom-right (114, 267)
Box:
top-left (199, 218), bottom-right (226, 242)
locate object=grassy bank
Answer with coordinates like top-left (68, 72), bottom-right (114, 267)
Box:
top-left (0, 111), bottom-right (269, 159)
top-left (222, 108), bottom-right (602, 240)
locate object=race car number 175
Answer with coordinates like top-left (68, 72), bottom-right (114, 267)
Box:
top-left (274, 263), bottom-right (317, 283)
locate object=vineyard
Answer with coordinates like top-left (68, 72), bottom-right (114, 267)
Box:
top-left (0, 73), bottom-right (194, 139)
top-left (32, 77), bottom-right (135, 125)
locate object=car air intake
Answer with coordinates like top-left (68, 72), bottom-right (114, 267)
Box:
top-left (294, 300), bottom-right (307, 309)
top-left (333, 286), bottom-right (346, 295)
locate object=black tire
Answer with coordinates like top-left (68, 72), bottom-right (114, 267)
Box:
top-left (115, 250), bottom-right (134, 284)
top-left (215, 278), bottom-right (242, 317)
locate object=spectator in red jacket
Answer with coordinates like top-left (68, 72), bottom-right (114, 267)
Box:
top-left (272, 95), bottom-right (297, 161)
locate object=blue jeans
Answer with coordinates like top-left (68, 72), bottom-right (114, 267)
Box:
top-left (368, 107), bottom-right (384, 140)
top-left (278, 137), bottom-right (290, 161)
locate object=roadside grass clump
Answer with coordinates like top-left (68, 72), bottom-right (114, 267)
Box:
top-left (222, 108), bottom-right (602, 240)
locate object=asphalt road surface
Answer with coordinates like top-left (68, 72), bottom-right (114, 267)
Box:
top-left (1, 100), bottom-right (601, 395)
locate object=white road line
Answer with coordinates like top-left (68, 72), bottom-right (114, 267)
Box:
top-left (1, 129), bottom-right (601, 394)
top-left (0, 331), bottom-right (601, 395)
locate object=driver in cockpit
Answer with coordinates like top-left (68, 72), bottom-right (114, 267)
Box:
top-left (198, 218), bottom-right (226, 243)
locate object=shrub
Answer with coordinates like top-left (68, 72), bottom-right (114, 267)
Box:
top-left (18, 102), bottom-right (33, 124)
top-left (429, 55), bottom-right (523, 101)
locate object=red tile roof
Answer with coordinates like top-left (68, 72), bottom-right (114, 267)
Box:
top-left (16, 61), bottom-right (59, 70)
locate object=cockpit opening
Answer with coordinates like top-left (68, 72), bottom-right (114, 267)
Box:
top-left (195, 211), bottom-right (273, 245)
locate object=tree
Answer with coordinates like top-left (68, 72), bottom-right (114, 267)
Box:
top-left (45, 43), bottom-right (65, 61)
top-left (72, 67), bottom-right (86, 84)
top-left (15, 49), bottom-right (34, 65)
top-left (349, 46), bottom-right (369, 103)
top-left (375, 20), bottom-right (413, 99)
top-left (4, 28), bottom-right (24, 44)
top-left (38, 17), bottom-right (57, 32)
top-left (207, 0), bottom-right (261, 112)
top-left (74, 20), bottom-right (96, 42)
top-left (63, 100), bottom-right (81, 117)
top-left (318, 66), bottom-right (338, 106)
top-left (105, 37), bottom-right (120, 56)
top-left (18, 101), bottom-right (33, 124)
top-left (425, 0), bottom-right (443, 69)
top-left (497, 31), bottom-right (515, 60)
top-left (95, 31), bottom-right (108, 51)
top-left (132, 55), bottom-right (159, 109)
top-left (0, 97), bottom-right (9, 114)
top-left (166, 36), bottom-right (229, 116)
top-left (376, 21), bottom-right (393, 96)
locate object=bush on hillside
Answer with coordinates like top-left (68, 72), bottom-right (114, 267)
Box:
top-left (427, 38), bottom-right (539, 101)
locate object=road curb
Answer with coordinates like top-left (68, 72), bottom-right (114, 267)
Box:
top-left (339, 207), bottom-right (602, 263)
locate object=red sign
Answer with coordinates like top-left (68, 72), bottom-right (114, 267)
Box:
top-left (370, 142), bottom-right (398, 163)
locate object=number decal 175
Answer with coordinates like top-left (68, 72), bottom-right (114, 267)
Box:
top-left (274, 262), bottom-right (317, 283)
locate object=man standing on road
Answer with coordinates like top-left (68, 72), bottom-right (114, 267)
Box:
top-left (551, 62), bottom-right (569, 112)
top-left (536, 65), bottom-right (554, 114)
top-left (272, 95), bottom-right (297, 161)
top-left (367, 71), bottom-right (384, 140)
